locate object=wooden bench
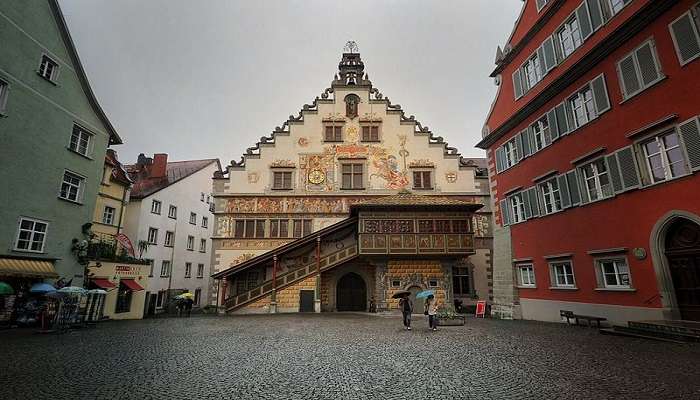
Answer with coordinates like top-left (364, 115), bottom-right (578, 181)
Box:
top-left (560, 310), bottom-right (607, 328)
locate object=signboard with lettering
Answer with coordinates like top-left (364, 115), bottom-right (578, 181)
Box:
top-left (114, 265), bottom-right (140, 277)
top-left (475, 300), bottom-right (487, 318)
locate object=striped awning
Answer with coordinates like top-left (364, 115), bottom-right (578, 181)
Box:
top-left (0, 257), bottom-right (59, 278)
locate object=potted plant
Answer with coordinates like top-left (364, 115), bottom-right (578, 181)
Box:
top-left (437, 305), bottom-right (465, 326)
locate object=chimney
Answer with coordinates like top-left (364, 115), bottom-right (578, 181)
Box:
top-left (151, 153), bottom-right (168, 178)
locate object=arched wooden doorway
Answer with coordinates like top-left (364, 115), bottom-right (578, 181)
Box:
top-left (336, 273), bottom-right (366, 311)
top-left (665, 218), bottom-right (700, 321)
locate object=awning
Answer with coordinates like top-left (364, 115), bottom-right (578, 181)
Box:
top-left (120, 279), bottom-right (144, 291)
top-left (0, 257), bottom-right (59, 278)
top-left (91, 278), bottom-right (116, 289)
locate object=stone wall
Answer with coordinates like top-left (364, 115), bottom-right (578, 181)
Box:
top-left (276, 275), bottom-right (317, 311)
top-left (385, 260), bottom-right (446, 310)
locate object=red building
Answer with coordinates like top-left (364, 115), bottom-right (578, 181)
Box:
top-left (477, 0), bottom-right (700, 325)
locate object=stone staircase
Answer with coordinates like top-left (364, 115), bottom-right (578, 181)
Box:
top-left (600, 320), bottom-right (700, 343)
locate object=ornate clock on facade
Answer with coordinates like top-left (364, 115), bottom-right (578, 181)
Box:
top-left (308, 169), bottom-right (326, 185)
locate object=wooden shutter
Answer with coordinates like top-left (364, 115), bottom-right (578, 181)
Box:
top-left (542, 37), bottom-right (557, 72)
top-left (563, 101), bottom-right (575, 132)
top-left (678, 117), bottom-right (700, 171)
top-left (537, 46), bottom-right (547, 76)
top-left (547, 109), bottom-right (560, 141)
top-left (527, 187), bottom-right (540, 217)
top-left (558, 175), bottom-right (571, 209)
top-left (553, 33), bottom-right (563, 62)
top-left (618, 54), bottom-right (640, 98)
top-left (606, 154), bottom-right (624, 193)
top-left (566, 170), bottom-right (581, 206)
top-left (523, 192), bottom-right (532, 220)
top-left (499, 199), bottom-right (512, 226)
top-left (515, 134), bottom-right (524, 162)
top-left (521, 129), bottom-right (532, 158)
top-left (587, 0), bottom-right (604, 31)
top-left (495, 147), bottom-right (505, 173)
top-left (669, 12), bottom-right (700, 65)
top-left (577, 169), bottom-right (590, 204)
top-left (513, 70), bottom-right (524, 99)
top-left (577, 3), bottom-right (594, 40)
top-left (554, 103), bottom-right (569, 136)
top-left (616, 146), bottom-right (641, 190)
top-left (591, 74), bottom-right (611, 115)
top-left (635, 41), bottom-right (661, 87)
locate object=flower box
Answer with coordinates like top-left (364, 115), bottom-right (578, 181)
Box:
top-left (437, 316), bottom-right (465, 326)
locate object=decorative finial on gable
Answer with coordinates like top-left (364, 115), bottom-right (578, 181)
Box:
top-left (343, 41), bottom-right (359, 54)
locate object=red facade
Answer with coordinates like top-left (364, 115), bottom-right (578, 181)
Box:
top-left (478, 0), bottom-right (700, 323)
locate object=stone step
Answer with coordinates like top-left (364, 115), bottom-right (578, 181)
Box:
top-left (600, 325), bottom-right (699, 343)
top-left (628, 320), bottom-right (700, 337)
top-left (599, 327), bottom-right (687, 344)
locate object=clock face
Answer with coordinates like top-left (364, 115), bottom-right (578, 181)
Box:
top-left (308, 169), bottom-right (325, 185)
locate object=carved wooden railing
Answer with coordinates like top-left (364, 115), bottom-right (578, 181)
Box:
top-left (224, 245), bottom-right (358, 311)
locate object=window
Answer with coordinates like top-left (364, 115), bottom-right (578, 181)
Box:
top-left (164, 231), bottom-right (175, 247)
top-left (568, 86), bottom-right (595, 129)
top-left (550, 261), bottom-right (575, 288)
top-left (151, 200), bottom-right (161, 214)
top-left (453, 267), bottom-right (472, 295)
top-left (597, 259), bottom-right (631, 288)
top-left (102, 206), bottom-right (116, 225)
top-left (324, 125), bottom-right (343, 141)
top-left (557, 15), bottom-right (582, 59)
top-left (206, 195), bottom-right (211, 204)
top-left (168, 205), bottom-right (177, 219)
top-left (0, 80), bottom-right (8, 114)
top-left (503, 138), bottom-right (519, 169)
top-left (391, 280), bottom-right (401, 288)
top-left (115, 282), bottom-right (133, 314)
top-left (293, 219), bottom-right (313, 238)
top-left (14, 217), bottom-right (48, 252)
top-left (234, 220), bottom-right (265, 238)
top-left (580, 159), bottom-right (613, 201)
top-left (187, 235), bottom-right (194, 251)
top-left (156, 290), bottom-right (165, 307)
top-left (201, 192), bottom-right (205, 202)
top-left (361, 125), bottom-right (380, 141)
top-left (189, 212), bottom-right (197, 225)
top-left (412, 171), bottom-right (433, 190)
top-left (642, 130), bottom-right (689, 183)
top-left (59, 171), bottom-right (84, 202)
top-left (199, 238), bottom-right (206, 252)
top-left (194, 288), bottom-right (201, 305)
top-left (341, 163), bottom-right (364, 189)
top-left (209, 203), bottom-right (215, 213)
top-left (185, 262), bottom-right (192, 278)
top-left (531, 117), bottom-right (550, 152)
top-left (669, 6), bottom-right (700, 66)
top-left (608, 0), bottom-right (627, 15)
top-left (617, 40), bottom-right (664, 100)
top-left (38, 55), bottom-right (58, 81)
top-left (272, 171), bottom-right (293, 190)
top-left (270, 219), bottom-right (289, 238)
top-left (517, 264), bottom-right (536, 287)
top-left (148, 260), bottom-right (154, 277)
top-left (539, 178), bottom-right (562, 214)
top-left (202, 216), bottom-right (208, 228)
top-left (509, 193), bottom-right (526, 224)
top-left (147, 228), bottom-right (158, 245)
top-left (197, 264), bottom-right (204, 278)
top-left (523, 53), bottom-right (543, 90)
top-left (160, 260), bottom-right (171, 277)
top-left (536, 0), bottom-right (548, 12)
top-left (69, 125), bottom-right (92, 156)
top-left (428, 280), bottom-right (438, 288)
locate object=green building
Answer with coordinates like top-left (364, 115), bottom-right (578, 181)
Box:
top-left (0, 0), bottom-right (121, 288)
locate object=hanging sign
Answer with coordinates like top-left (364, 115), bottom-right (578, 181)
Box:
top-left (115, 233), bottom-right (136, 257)
top-left (476, 300), bottom-right (487, 318)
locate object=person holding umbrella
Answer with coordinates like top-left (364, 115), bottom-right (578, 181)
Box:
top-left (416, 290), bottom-right (438, 331)
top-left (391, 290), bottom-right (412, 330)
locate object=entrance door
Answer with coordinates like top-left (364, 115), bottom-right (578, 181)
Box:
top-left (299, 290), bottom-right (315, 312)
top-left (408, 285), bottom-right (424, 315)
top-left (336, 273), bottom-right (366, 311)
top-left (665, 219), bottom-right (700, 321)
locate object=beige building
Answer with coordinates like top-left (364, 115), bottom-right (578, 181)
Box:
top-left (212, 47), bottom-right (492, 314)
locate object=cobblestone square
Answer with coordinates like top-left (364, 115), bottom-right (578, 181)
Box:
top-left (1, 314), bottom-right (699, 399)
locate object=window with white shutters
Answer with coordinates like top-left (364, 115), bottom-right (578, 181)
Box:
top-left (509, 193), bottom-right (527, 224)
top-left (531, 116), bottom-right (551, 152)
top-left (669, 7), bottom-right (700, 66)
top-left (579, 158), bottom-right (613, 201)
top-left (503, 138), bottom-right (519, 169)
top-left (522, 53), bottom-right (544, 91)
top-left (568, 86), bottom-right (596, 129)
top-left (641, 130), bottom-right (690, 183)
top-left (539, 178), bottom-right (562, 215)
top-left (617, 40), bottom-right (664, 100)
top-left (557, 15), bottom-right (583, 59)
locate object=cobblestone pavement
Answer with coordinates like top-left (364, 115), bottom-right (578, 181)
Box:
top-left (1, 314), bottom-right (699, 400)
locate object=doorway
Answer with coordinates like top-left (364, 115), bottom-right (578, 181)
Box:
top-left (665, 218), bottom-right (700, 321)
top-left (299, 290), bottom-right (315, 312)
top-left (336, 273), bottom-right (366, 311)
top-left (408, 285), bottom-right (424, 315)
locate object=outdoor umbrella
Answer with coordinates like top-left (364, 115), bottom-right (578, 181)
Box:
top-left (30, 283), bottom-right (56, 294)
top-left (391, 290), bottom-right (411, 299)
top-left (58, 286), bottom-right (87, 295)
top-left (175, 292), bottom-right (194, 299)
top-left (415, 290), bottom-right (435, 299)
top-left (87, 289), bottom-right (107, 294)
top-left (0, 282), bottom-right (14, 295)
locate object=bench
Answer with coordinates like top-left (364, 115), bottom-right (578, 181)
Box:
top-left (560, 310), bottom-right (607, 328)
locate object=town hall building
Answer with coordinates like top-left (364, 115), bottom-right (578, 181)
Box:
top-left (211, 46), bottom-right (492, 314)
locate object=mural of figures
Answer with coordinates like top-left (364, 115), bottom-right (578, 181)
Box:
top-left (226, 198), bottom-right (256, 213)
top-left (256, 197), bottom-right (284, 213)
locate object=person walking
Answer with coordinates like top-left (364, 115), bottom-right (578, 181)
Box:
top-left (398, 295), bottom-right (413, 330)
top-left (184, 297), bottom-right (194, 317)
top-left (426, 294), bottom-right (439, 331)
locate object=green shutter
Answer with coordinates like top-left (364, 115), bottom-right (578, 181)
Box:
top-left (500, 199), bottom-right (512, 226)
top-left (566, 170), bottom-right (581, 206)
top-left (495, 147), bottom-right (505, 173)
top-left (587, 0), bottom-right (604, 31)
top-left (635, 41), bottom-right (661, 87)
top-left (513, 70), bottom-right (524, 99)
top-left (618, 54), bottom-right (640, 98)
top-left (577, 169), bottom-right (590, 204)
top-left (547, 109), bottom-right (560, 141)
top-left (521, 129), bottom-right (532, 158)
top-left (669, 12), bottom-right (700, 66)
top-left (577, 3), bottom-right (594, 40)
top-left (554, 104), bottom-right (569, 136)
top-left (558, 175), bottom-right (571, 209)
top-left (523, 192), bottom-right (532, 220)
top-left (591, 74), bottom-right (611, 115)
top-left (616, 147), bottom-right (642, 190)
top-left (678, 117), bottom-right (700, 171)
top-left (542, 37), bottom-right (557, 72)
top-left (606, 154), bottom-right (624, 193)
top-left (515, 133), bottom-right (524, 162)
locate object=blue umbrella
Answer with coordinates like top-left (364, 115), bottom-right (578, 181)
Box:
top-left (415, 290), bottom-right (435, 299)
top-left (30, 283), bottom-right (56, 293)
top-left (58, 286), bottom-right (87, 295)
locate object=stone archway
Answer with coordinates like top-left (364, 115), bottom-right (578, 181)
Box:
top-left (664, 218), bottom-right (700, 321)
top-left (336, 273), bottom-right (367, 311)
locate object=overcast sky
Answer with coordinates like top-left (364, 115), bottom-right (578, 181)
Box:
top-left (59, 0), bottom-right (522, 165)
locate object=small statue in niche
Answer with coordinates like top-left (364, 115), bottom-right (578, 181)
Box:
top-left (344, 94), bottom-right (360, 119)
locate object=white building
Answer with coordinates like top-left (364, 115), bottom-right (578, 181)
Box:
top-left (123, 153), bottom-right (221, 314)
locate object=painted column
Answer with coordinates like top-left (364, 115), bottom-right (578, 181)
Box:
top-left (442, 261), bottom-right (454, 307)
top-left (373, 261), bottom-right (388, 312)
top-left (270, 255), bottom-right (278, 314)
top-left (314, 237), bottom-right (321, 313)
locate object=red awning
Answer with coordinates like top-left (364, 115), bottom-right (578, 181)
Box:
top-left (120, 279), bottom-right (144, 291)
top-left (91, 278), bottom-right (116, 289)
